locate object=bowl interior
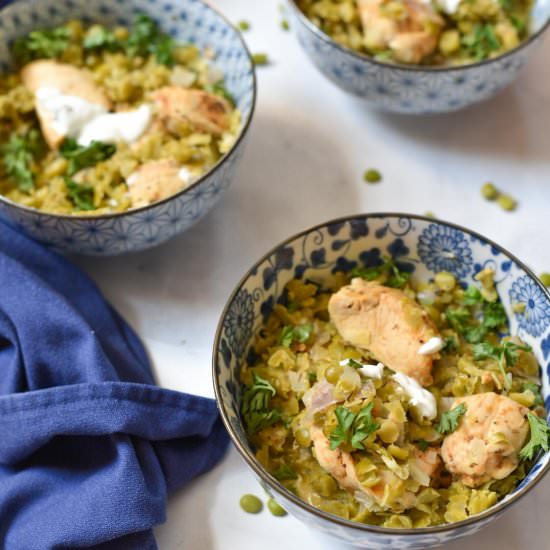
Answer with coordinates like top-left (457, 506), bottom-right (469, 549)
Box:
top-left (0, 0), bottom-right (255, 125)
top-left (215, 213), bottom-right (550, 532)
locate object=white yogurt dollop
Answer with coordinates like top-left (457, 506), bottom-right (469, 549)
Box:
top-left (36, 87), bottom-right (107, 138)
top-left (438, 0), bottom-right (462, 13)
top-left (417, 336), bottom-right (445, 356)
top-left (77, 104), bottom-right (152, 146)
top-left (392, 372), bottom-right (437, 419)
top-left (340, 359), bottom-right (384, 380)
top-left (35, 87), bottom-right (151, 146)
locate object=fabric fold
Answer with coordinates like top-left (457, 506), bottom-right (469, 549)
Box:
top-left (0, 221), bottom-right (229, 549)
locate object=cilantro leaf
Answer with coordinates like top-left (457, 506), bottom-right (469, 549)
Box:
top-left (205, 81), bottom-right (236, 106)
top-left (83, 27), bottom-right (122, 51)
top-left (416, 439), bottom-right (430, 451)
top-left (329, 403), bottom-right (379, 451)
top-left (273, 464), bottom-right (298, 481)
top-left (241, 373), bottom-right (282, 435)
top-left (462, 24), bottom-right (501, 61)
top-left (65, 178), bottom-right (95, 211)
top-left (345, 358), bottom-right (363, 370)
top-left (463, 286), bottom-right (483, 305)
top-left (60, 139), bottom-right (116, 176)
top-left (1, 129), bottom-right (44, 192)
top-left (12, 26), bottom-right (71, 64)
top-left (519, 412), bottom-right (550, 461)
top-left (127, 14), bottom-right (175, 66)
top-left (437, 403), bottom-right (467, 434)
top-left (279, 324), bottom-right (313, 347)
top-left (445, 307), bottom-right (471, 333)
top-left (482, 301), bottom-right (508, 329)
top-left (350, 258), bottom-right (410, 289)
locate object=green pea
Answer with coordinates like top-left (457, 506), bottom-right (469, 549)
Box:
top-left (425, 211), bottom-right (436, 219)
top-left (237, 20), bottom-right (250, 31)
top-left (252, 53), bottom-right (269, 66)
top-left (281, 19), bottom-right (290, 31)
top-left (435, 271), bottom-right (456, 292)
top-left (295, 427), bottom-right (311, 447)
top-left (363, 168), bottom-right (382, 184)
top-left (239, 494), bottom-right (263, 514)
top-left (325, 365), bottom-right (342, 384)
top-left (267, 498), bottom-right (287, 517)
top-left (481, 182), bottom-right (498, 201)
top-left (497, 193), bottom-right (517, 212)
top-left (540, 273), bottom-right (550, 287)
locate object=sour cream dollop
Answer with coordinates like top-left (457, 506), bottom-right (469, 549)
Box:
top-left (438, 0), bottom-right (462, 14)
top-left (392, 372), bottom-right (437, 419)
top-left (340, 359), bottom-right (384, 380)
top-left (35, 87), bottom-right (151, 146)
top-left (417, 336), bottom-right (445, 356)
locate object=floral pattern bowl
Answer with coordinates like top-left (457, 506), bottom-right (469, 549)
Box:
top-left (0, 0), bottom-right (256, 256)
top-left (286, 0), bottom-right (550, 114)
top-left (213, 213), bottom-right (550, 549)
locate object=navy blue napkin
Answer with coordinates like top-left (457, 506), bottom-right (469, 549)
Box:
top-left (0, 222), bottom-right (229, 549)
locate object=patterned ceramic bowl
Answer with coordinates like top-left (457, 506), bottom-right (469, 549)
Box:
top-left (287, 0), bottom-right (550, 114)
top-left (213, 213), bottom-right (550, 549)
top-left (0, 0), bottom-right (256, 255)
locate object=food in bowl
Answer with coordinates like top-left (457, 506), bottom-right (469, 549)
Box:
top-left (296, 0), bottom-right (533, 65)
top-left (0, 15), bottom-right (240, 215)
top-left (240, 259), bottom-right (548, 528)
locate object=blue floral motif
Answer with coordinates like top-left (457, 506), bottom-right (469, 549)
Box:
top-left (417, 224), bottom-right (473, 278)
top-left (359, 247), bottom-right (383, 267)
top-left (224, 289), bottom-right (254, 357)
top-left (542, 334), bottom-right (550, 361)
top-left (349, 219), bottom-right (368, 239)
top-left (263, 247), bottom-right (294, 290)
top-left (509, 276), bottom-right (550, 337)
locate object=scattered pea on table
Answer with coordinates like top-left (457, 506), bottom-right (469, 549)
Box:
top-left (497, 194), bottom-right (517, 212)
top-left (540, 273), bottom-right (550, 287)
top-left (363, 168), bottom-right (382, 184)
top-left (280, 19), bottom-right (290, 31)
top-left (237, 20), bottom-right (250, 31)
top-left (252, 53), bottom-right (269, 66)
top-left (239, 494), bottom-right (263, 514)
top-left (267, 498), bottom-right (287, 517)
top-left (481, 182), bottom-right (498, 201)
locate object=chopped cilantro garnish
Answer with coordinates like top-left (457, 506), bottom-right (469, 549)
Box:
top-left (345, 358), bottom-right (363, 370)
top-left (350, 258), bottom-right (410, 289)
top-left (83, 27), bottom-right (121, 50)
top-left (329, 403), bottom-right (379, 451)
top-left (65, 178), bottom-right (95, 211)
top-left (60, 139), bottom-right (116, 176)
top-left (437, 403), bottom-right (467, 434)
top-left (126, 14), bottom-right (175, 66)
top-left (279, 324), bottom-right (313, 347)
top-left (1, 129), bottom-right (44, 192)
top-left (519, 412), bottom-right (550, 460)
top-left (12, 26), bottom-right (71, 64)
top-left (524, 383), bottom-right (544, 407)
top-left (273, 464), bottom-right (297, 481)
top-left (241, 373), bottom-right (282, 435)
top-left (416, 439), bottom-right (430, 451)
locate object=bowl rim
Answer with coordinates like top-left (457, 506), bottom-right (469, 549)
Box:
top-left (0, 0), bottom-right (257, 221)
top-left (287, 0), bottom-right (550, 74)
top-left (213, 211), bottom-right (550, 537)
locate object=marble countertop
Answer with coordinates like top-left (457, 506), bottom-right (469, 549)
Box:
top-left (75, 1), bottom-right (550, 548)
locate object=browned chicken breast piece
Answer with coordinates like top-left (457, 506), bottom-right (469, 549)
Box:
top-left (151, 87), bottom-right (231, 137)
top-left (126, 159), bottom-right (196, 208)
top-left (328, 279), bottom-right (440, 386)
top-left (441, 393), bottom-right (529, 487)
top-left (310, 425), bottom-right (416, 511)
top-left (357, 0), bottom-right (444, 64)
top-left (20, 60), bottom-right (111, 149)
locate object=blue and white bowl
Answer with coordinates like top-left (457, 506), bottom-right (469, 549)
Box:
top-left (213, 213), bottom-right (550, 549)
top-left (0, 0), bottom-right (256, 255)
top-left (287, 0), bottom-right (550, 114)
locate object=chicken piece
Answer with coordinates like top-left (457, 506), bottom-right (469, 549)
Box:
top-left (357, 0), bottom-right (444, 64)
top-left (151, 87), bottom-right (231, 137)
top-left (20, 61), bottom-right (111, 149)
top-left (310, 425), bottom-right (415, 511)
top-left (126, 159), bottom-right (198, 208)
top-left (328, 279), bottom-right (439, 386)
top-left (441, 393), bottom-right (529, 488)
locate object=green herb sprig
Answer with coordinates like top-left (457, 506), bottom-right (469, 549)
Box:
top-left (329, 402), bottom-right (379, 451)
top-left (13, 26), bottom-right (71, 64)
top-left (1, 129), bottom-right (44, 192)
top-left (350, 258), bottom-right (410, 289)
top-left (279, 324), bottom-right (313, 347)
top-left (241, 373), bottom-right (282, 435)
top-left (437, 403), bottom-right (467, 435)
top-left (519, 412), bottom-right (550, 460)
top-left (60, 139), bottom-right (116, 176)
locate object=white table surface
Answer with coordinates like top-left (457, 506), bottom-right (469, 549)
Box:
top-left (75, 1), bottom-right (550, 548)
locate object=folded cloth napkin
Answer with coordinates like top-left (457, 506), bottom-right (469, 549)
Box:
top-left (0, 222), bottom-right (229, 550)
